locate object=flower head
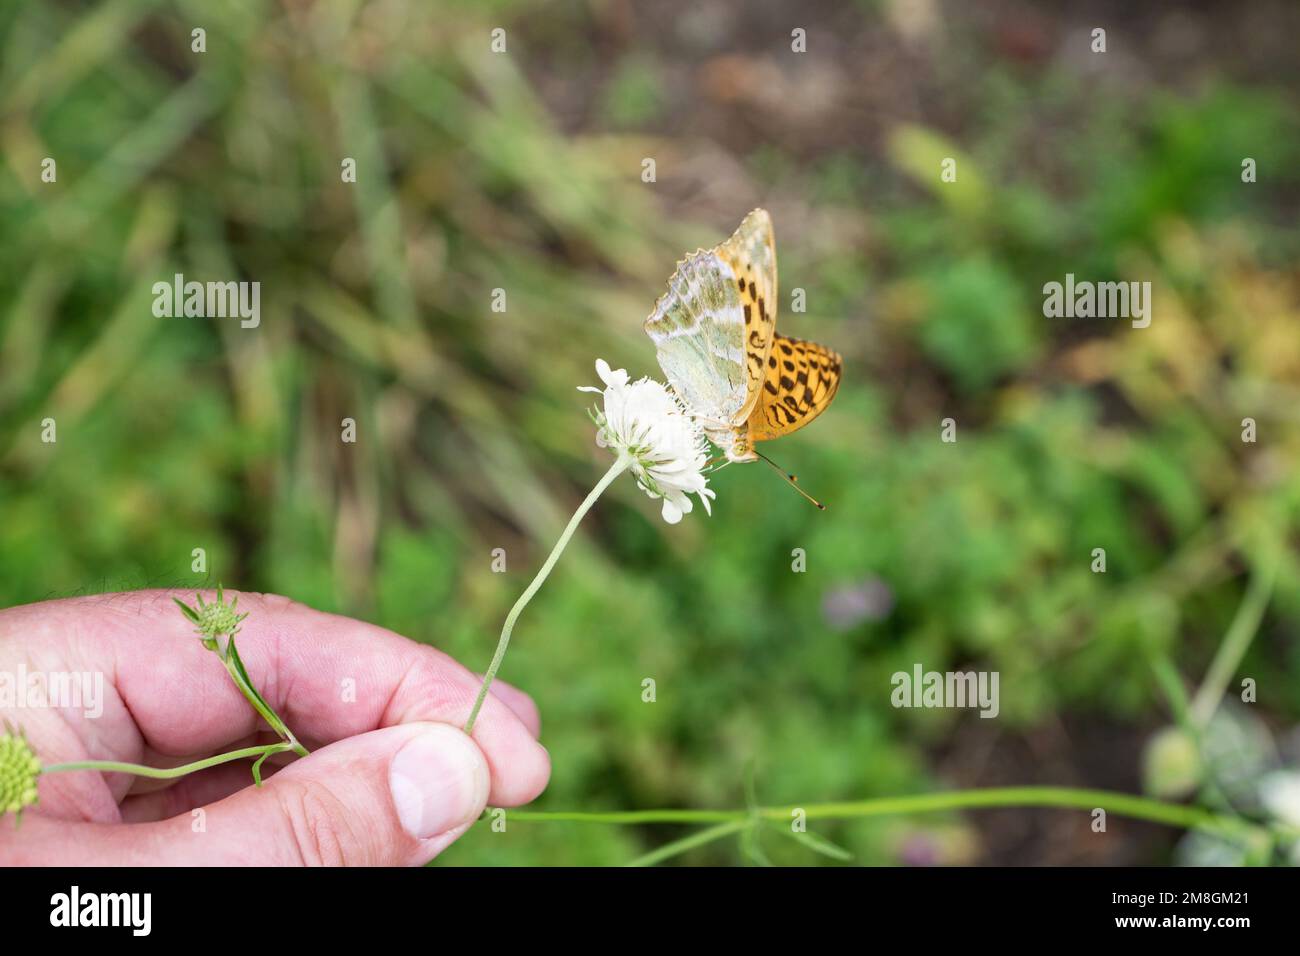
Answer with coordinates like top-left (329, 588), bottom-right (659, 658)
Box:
top-left (174, 585), bottom-right (249, 650)
top-left (580, 359), bottom-right (715, 523)
top-left (0, 724), bottom-right (41, 821)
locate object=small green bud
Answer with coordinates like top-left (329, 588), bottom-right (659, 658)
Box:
top-left (1142, 726), bottom-right (1202, 799)
top-left (0, 725), bottom-right (42, 821)
top-left (175, 586), bottom-right (249, 646)
top-left (196, 600), bottom-right (242, 638)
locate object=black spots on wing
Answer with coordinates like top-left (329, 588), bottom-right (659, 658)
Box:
top-left (738, 276), bottom-right (746, 293)
top-left (752, 334), bottom-right (843, 434)
top-left (743, 303), bottom-right (752, 324)
top-left (748, 330), bottom-right (764, 348)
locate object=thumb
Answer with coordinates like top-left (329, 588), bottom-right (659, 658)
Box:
top-left (1, 723), bottom-right (491, 866)
top-left (171, 721), bottom-right (490, 866)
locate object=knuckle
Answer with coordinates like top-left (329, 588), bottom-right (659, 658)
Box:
top-left (250, 592), bottom-right (309, 616)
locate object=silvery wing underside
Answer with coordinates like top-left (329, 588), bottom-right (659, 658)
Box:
top-left (643, 249), bottom-right (748, 438)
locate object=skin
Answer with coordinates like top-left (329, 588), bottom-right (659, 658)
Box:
top-left (0, 590), bottom-right (550, 866)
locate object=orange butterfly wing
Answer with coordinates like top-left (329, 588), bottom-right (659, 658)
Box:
top-left (715, 209), bottom-right (778, 421)
top-left (746, 333), bottom-right (842, 442)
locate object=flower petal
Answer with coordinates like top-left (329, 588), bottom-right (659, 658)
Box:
top-left (660, 498), bottom-right (683, 523)
top-left (594, 358), bottom-right (629, 389)
top-left (584, 359), bottom-right (715, 524)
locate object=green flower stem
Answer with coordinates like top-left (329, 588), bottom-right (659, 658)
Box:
top-left (173, 588), bottom-right (309, 761)
top-left (221, 645), bottom-right (308, 757)
top-left (626, 820), bottom-right (750, 867)
top-left (1191, 556), bottom-right (1276, 727)
top-left (44, 742), bottom-right (294, 781)
top-left (498, 786), bottom-right (1268, 838)
top-left (464, 453), bottom-right (631, 735)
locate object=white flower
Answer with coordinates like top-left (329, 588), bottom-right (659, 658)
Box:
top-left (579, 359), bottom-right (715, 523)
top-left (1260, 770), bottom-right (1300, 828)
top-left (1260, 770), bottom-right (1300, 864)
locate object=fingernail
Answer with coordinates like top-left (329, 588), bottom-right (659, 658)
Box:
top-left (389, 724), bottom-right (488, 839)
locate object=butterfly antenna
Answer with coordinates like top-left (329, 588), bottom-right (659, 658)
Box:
top-left (754, 450), bottom-right (826, 510)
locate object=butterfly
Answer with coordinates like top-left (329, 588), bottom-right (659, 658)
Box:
top-left (644, 209), bottom-right (842, 507)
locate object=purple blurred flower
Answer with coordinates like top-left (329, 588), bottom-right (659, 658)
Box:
top-left (821, 576), bottom-right (894, 631)
top-left (898, 833), bottom-right (941, 867)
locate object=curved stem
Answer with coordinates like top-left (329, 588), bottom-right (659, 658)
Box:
top-left (43, 742), bottom-right (294, 780)
top-left (499, 786), bottom-right (1267, 838)
top-left (223, 637), bottom-right (309, 757)
top-left (1191, 555), bottom-right (1276, 727)
top-left (626, 820), bottom-right (749, 867)
top-left (464, 454), bottom-right (631, 735)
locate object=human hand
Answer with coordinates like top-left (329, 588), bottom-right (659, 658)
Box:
top-left (0, 590), bottom-right (549, 865)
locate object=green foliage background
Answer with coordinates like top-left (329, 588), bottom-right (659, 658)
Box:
top-left (1, 1), bottom-right (1298, 864)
